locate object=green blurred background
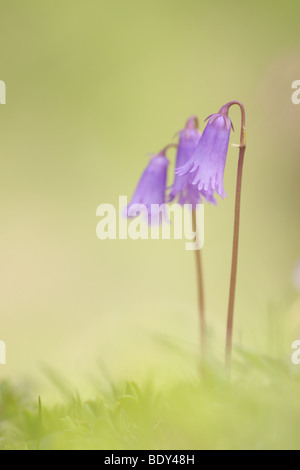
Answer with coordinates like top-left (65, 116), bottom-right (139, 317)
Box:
top-left (0, 0), bottom-right (300, 394)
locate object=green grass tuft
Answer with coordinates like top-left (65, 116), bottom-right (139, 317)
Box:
top-left (1, 350), bottom-right (300, 450)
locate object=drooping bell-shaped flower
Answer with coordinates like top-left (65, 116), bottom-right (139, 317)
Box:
top-left (169, 116), bottom-right (217, 207)
top-left (169, 116), bottom-right (201, 206)
top-left (176, 110), bottom-right (233, 199)
top-left (126, 147), bottom-right (170, 224)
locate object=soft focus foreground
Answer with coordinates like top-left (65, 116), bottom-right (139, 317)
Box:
top-left (1, 349), bottom-right (300, 450)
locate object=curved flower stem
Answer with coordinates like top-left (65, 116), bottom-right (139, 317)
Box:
top-left (226, 145), bottom-right (245, 371)
top-left (159, 143), bottom-right (178, 156)
top-left (219, 101), bottom-right (246, 372)
top-left (192, 210), bottom-right (206, 364)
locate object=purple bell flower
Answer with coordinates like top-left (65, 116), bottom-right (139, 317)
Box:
top-left (126, 148), bottom-right (170, 224)
top-left (169, 116), bottom-right (217, 207)
top-left (169, 116), bottom-right (201, 206)
top-left (176, 110), bottom-right (233, 199)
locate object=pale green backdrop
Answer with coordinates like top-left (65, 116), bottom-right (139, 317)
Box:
top-left (0, 0), bottom-right (300, 394)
